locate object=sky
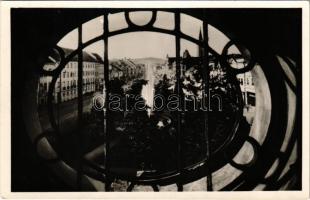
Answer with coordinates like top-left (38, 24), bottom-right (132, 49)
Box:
top-left (57, 12), bottom-right (232, 60)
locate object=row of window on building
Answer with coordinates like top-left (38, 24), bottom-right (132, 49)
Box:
top-left (237, 76), bottom-right (254, 86)
top-left (38, 52), bottom-right (145, 105)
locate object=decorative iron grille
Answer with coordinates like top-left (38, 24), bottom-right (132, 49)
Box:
top-left (25, 9), bottom-right (301, 191)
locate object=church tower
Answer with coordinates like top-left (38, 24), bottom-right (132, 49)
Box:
top-left (198, 28), bottom-right (204, 58)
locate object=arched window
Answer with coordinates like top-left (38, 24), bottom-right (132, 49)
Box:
top-left (24, 9), bottom-right (299, 192)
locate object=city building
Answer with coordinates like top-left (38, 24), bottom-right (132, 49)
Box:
top-left (38, 48), bottom-right (102, 105)
top-left (38, 48), bottom-right (145, 105)
top-left (165, 29), bottom-right (256, 107)
top-left (229, 53), bottom-right (256, 106)
top-left (109, 59), bottom-right (145, 81)
top-left (237, 72), bottom-right (255, 106)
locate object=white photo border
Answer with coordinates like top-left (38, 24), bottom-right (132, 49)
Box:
top-left (0, 1), bottom-right (309, 199)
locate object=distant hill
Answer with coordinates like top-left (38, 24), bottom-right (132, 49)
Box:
top-left (132, 57), bottom-right (166, 65)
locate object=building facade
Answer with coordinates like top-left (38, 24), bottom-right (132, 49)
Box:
top-left (38, 49), bottom-right (103, 105)
top-left (38, 49), bottom-right (145, 105)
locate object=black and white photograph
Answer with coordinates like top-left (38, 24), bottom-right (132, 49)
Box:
top-left (0, 1), bottom-right (309, 198)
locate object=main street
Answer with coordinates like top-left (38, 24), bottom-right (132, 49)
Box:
top-left (38, 93), bottom-right (96, 133)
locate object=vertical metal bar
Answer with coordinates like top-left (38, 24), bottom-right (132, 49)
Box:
top-left (103, 13), bottom-right (112, 191)
top-left (57, 75), bottom-right (61, 127)
top-left (244, 73), bottom-right (247, 105)
top-left (175, 11), bottom-right (183, 191)
top-left (77, 25), bottom-right (84, 190)
top-left (202, 10), bottom-right (213, 191)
